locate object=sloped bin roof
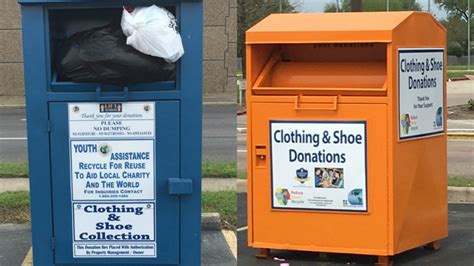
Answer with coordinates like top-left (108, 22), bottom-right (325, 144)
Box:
top-left (246, 11), bottom-right (445, 44)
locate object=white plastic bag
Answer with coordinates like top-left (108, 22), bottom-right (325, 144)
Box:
top-left (121, 5), bottom-right (184, 63)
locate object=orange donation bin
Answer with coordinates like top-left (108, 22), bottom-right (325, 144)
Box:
top-left (245, 12), bottom-right (447, 263)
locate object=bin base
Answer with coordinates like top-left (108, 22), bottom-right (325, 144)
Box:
top-left (256, 248), bottom-right (271, 259)
top-left (423, 240), bottom-right (441, 250)
top-left (318, 252), bottom-right (329, 260)
top-left (376, 256), bottom-right (393, 266)
top-left (252, 240), bottom-right (441, 264)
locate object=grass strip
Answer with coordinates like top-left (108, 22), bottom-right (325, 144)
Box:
top-left (0, 191), bottom-right (30, 223)
top-left (447, 65), bottom-right (474, 71)
top-left (447, 71), bottom-right (474, 79)
top-left (237, 171), bottom-right (247, 179)
top-left (202, 161), bottom-right (237, 178)
top-left (236, 172), bottom-right (473, 188)
top-left (0, 161), bottom-right (237, 178)
top-left (202, 190), bottom-right (236, 230)
top-left (448, 177), bottom-right (474, 187)
top-left (0, 162), bottom-right (28, 178)
top-left (0, 190), bottom-right (237, 230)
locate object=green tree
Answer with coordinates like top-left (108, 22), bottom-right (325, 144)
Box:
top-left (237, 0), bottom-right (296, 63)
top-left (442, 15), bottom-right (469, 56)
top-left (435, 0), bottom-right (473, 56)
top-left (324, 0), bottom-right (421, 12)
top-left (434, 0), bottom-right (473, 21)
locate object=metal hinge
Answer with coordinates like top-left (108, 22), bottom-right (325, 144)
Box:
top-left (51, 237), bottom-right (56, 250)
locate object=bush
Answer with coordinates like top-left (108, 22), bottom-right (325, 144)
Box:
top-left (447, 44), bottom-right (464, 57)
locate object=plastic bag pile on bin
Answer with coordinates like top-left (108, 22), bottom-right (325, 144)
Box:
top-left (57, 5), bottom-right (184, 84)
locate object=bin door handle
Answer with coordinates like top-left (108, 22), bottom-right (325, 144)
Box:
top-left (255, 145), bottom-right (267, 168)
top-left (294, 95), bottom-right (338, 111)
top-left (96, 85), bottom-right (129, 101)
top-left (168, 178), bottom-right (193, 195)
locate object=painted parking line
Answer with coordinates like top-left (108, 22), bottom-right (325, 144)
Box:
top-left (222, 230), bottom-right (237, 259)
top-left (21, 247), bottom-right (32, 266)
top-left (0, 137), bottom-right (27, 140)
top-left (237, 149), bottom-right (247, 153)
top-left (449, 129), bottom-right (474, 132)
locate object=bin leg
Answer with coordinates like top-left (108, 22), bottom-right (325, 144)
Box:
top-left (318, 252), bottom-right (329, 260)
top-left (376, 256), bottom-right (392, 266)
top-left (423, 241), bottom-right (441, 250)
top-left (256, 248), bottom-right (270, 259)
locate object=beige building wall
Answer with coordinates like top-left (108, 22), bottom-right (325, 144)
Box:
top-left (203, 0), bottom-right (237, 100)
top-left (0, 1), bottom-right (236, 105)
top-left (0, 1), bottom-right (24, 105)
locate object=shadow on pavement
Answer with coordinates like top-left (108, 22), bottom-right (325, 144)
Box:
top-left (238, 193), bottom-right (474, 265)
top-left (0, 226), bottom-right (236, 266)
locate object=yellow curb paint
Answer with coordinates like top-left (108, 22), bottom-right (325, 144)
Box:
top-left (21, 247), bottom-right (32, 266)
top-left (222, 230), bottom-right (237, 259)
top-left (447, 133), bottom-right (474, 140)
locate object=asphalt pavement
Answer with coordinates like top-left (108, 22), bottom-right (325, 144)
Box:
top-left (0, 224), bottom-right (31, 266)
top-left (448, 140), bottom-right (474, 178)
top-left (0, 105), bottom-right (236, 163)
top-left (202, 105), bottom-right (236, 162)
top-left (446, 80), bottom-right (474, 107)
top-left (237, 193), bottom-right (474, 266)
top-left (0, 226), bottom-right (235, 266)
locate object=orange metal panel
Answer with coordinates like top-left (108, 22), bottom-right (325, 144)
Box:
top-left (270, 62), bottom-right (386, 89)
top-left (246, 12), bottom-right (414, 44)
top-left (249, 101), bottom-right (389, 255)
top-left (389, 13), bottom-right (448, 254)
top-left (245, 11), bottom-right (447, 258)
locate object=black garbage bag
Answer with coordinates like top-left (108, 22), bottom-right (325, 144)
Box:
top-left (57, 24), bottom-right (176, 84)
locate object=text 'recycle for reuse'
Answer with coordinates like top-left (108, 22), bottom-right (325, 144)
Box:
top-left (69, 102), bottom-right (157, 258)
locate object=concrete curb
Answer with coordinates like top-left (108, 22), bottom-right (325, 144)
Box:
top-left (0, 105), bottom-right (25, 109)
top-left (447, 132), bottom-right (474, 139)
top-left (237, 127), bottom-right (246, 134)
top-left (236, 179), bottom-right (474, 203)
top-left (448, 77), bottom-right (470, 82)
top-left (202, 212), bottom-right (222, 231)
top-left (237, 179), bottom-right (247, 193)
top-left (203, 102), bottom-right (236, 106)
top-left (448, 187), bottom-right (474, 204)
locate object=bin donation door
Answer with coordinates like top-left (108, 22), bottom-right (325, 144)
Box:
top-left (49, 101), bottom-right (180, 264)
top-left (251, 99), bottom-right (388, 253)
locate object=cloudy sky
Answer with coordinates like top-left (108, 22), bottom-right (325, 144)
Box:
top-left (290, 0), bottom-right (447, 20)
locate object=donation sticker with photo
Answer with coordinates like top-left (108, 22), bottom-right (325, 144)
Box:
top-left (271, 121), bottom-right (368, 212)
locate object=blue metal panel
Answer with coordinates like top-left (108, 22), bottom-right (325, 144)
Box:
top-left (178, 2), bottom-right (203, 266)
top-left (20, 0), bottom-right (200, 4)
top-left (21, 5), bottom-right (55, 265)
top-left (49, 101), bottom-right (181, 265)
top-left (20, 0), bottom-right (203, 264)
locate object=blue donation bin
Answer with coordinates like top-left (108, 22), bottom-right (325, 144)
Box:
top-left (19, 0), bottom-right (202, 265)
